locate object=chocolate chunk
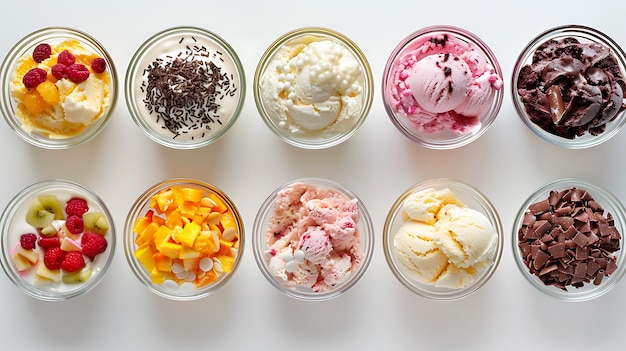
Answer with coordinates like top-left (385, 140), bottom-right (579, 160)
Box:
top-left (518, 187), bottom-right (621, 290)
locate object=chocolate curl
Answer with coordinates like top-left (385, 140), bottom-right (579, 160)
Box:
top-left (547, 85), bottom-right (565, 124)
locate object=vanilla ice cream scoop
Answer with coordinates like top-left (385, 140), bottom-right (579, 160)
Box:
top-left (435, 204), bottom-right (497, 268)
top-left (394, 221), bottom-right (448, 284)
top-left (409, 54), bottom-right (471, 113)
top-left (402, 188), bottom-right (464, 224)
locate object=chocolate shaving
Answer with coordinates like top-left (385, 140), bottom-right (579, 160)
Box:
top-left (518, 187), bottom-right (621, 291)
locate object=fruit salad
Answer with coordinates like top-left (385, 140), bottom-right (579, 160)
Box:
top-left (5, 188), bottom-right (112, 296)
top-left (10, 39), bottom-right (112, 138)
top-left (130, 185), bottom-right (242, 294)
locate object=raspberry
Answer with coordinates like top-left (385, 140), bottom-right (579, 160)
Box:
top-left (67, 64), bottom-right (90, 83)
top-left (81, 231), bottom-right (107, 261)
top-left (61, 252), bottom-right (85, 272)
top-left (43, 247), bottom-right (66, 270)
top-left (57, 50), bottom-right (75, 66)
top-left (90, 57), bottom-right (106, 73)
top-left (32, 43), bottom-right (52, 63)
top-left (65, 198), bottom-right (89, 216)
top-left (65, 215), bottom-right (84, 234)
top-left (22, 68), bottom-right (47, 89)
top-left (19, 233), bottom-right (37, 250)
top-left (51, 63), bottom-right (68, 80)
top-left (38, 235), bottom-right (60, 249)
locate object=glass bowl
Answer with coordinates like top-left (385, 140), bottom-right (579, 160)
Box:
top-left (382, 178), bottom-right (503, 300)
top-left (512, 178), bottom-right (626, 301)
top-left (124, 178), bottom-right (244, 300)
top-left (125, 26), bottom-right (245, 149)
top-left (0, 179), bottom-right (116, 301)
top-left (511, 25), bottom-right (626, 149)
top-left (252, 178), bottom-right (374, 300)
top-left (254, 27), bottom-right (373, 149)
top-left (382, 25), bottom-right (504, 150)
top-left (0, 27), bottom-right (118, 149)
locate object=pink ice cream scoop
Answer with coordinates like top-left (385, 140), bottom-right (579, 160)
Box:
top-left (409, 53), bottom-right (472, 113)
top-left (298, 226), bottom-right (332, 264)
top-left (385, 31), bottom-right (502, 135)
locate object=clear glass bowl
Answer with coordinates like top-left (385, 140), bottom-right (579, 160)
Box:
top-left (0, 27), bottom-right (118, 149)
top-left (382, 178), bottom-right (503, 300)
top-left (511, 25), bottom-right (626, 149)
top-left (0, 179), bottom-right (116, 301)
top-left (124, 178), bottom-right (244, 300)
top-left (512, 178), bottom-right (626, 301)
top-left (254, 27), bottom-right (373, 149)
top-left (125, 26), bottom-right (245, 149)
top-left (252, 178), bottom-right (374, 300)
top-left (382, 25), bottom-right (504, 150)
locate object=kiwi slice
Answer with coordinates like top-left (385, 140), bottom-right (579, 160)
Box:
top-left (25, 199), bottom-right (56, 228)
top-left (62, 268), bottom-right (93, 284)
top-left (38, 195), bottom-right (65, 220)
top-left (83, 212), bottom-right (109, 235)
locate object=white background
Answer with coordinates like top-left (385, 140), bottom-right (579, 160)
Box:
top-left (1, 0), bottom-right (625, 350)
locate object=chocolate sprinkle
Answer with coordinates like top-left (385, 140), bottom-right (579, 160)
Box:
top-left (141, 37), bottom-right (237, 138)
top-left (518, 187), bottom-right (621, 291)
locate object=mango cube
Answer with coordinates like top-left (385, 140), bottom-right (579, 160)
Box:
top-left (177, 222), bottom-right (201, 247)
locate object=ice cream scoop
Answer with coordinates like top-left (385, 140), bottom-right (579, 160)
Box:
top-left (394, 221), bottom-right (448, 284)
top-left (402, 187), bottom-right (464, 224)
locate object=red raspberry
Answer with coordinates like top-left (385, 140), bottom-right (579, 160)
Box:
top-left (32, 43), bottom-right (52, 63)
top-left (22, 68), bottom-right (48, 89)
top-left (90, 57), bottom-right (106, 73)
top-left (51, 63), bottom-right (68, 80)
top-left (57, 50), bottom-right (76, 66)
top-left (61, 251), bottom-right (86, 272)
top-left (43, 247), bottom-right (66, 270)
top-left (38, 235), bottom-right (60, 249)
top-left (81, 231), bottom-right (107, 261)
top-left (65, 198), bottom-right (89, 216)
top-left (19, 233), bottom-right (37, 250)
top-left (65, 215), bottom-right (84, 234)
top-left (67, 64), bottom-right (90, 83)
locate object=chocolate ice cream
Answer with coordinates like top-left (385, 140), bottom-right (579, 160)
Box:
top-left (517, 37), bottom-right (626, 139)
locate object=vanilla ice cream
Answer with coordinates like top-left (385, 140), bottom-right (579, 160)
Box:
top-left (9, 39), bottom-right (112, 138)
top-left (393, 188), bottom-right (497, 289)
top-left (258, 30), bottom-right (370, 143)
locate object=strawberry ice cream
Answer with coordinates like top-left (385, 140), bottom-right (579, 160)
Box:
top-left (262, 181), bottom-right (365, 293)
top-left (384, 28), bottom-right (503, 135)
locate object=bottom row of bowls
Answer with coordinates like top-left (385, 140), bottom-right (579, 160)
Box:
top-left (1, 177), bottom-right (624, 302)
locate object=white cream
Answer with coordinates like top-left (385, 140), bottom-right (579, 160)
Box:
top-left (260, 37), bottom-right (366, 139)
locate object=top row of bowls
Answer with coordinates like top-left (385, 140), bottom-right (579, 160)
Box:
top-left (1, 25), bottom-right (625, 150)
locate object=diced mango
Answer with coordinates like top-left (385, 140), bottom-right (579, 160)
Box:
top-left (183, 257), bottom-right (201, 271)
top-left (195, 269), bottom-right (218, 288)
top-left (159, 241), bottom-right (182, 259)
top-left (217, 255), bottom-right (235, 273)
top-left (220, 211), bottom-right (237, 230)
top-left (218, 239), bottom-right (234, 256)
top-left (177, 221), bottom-right (201, 247)
top-left (179, 245), bottom-right (201, 260)
top-left (150, 268), bottom-right (173, 285)
top-left (165, 209), bottom-right (183, 229)
top-left (182, 188), bottom-right (204, 203)
top-left (192, 233), bottom-right (218, 254)
top-left (36, 81), bottom-right (60, 105)
top-left (133, 216), bottom-right (152, 234)
top-left (23, 90), bottom-right (49, 114)
top-left (134, 245), bottom-right (156, 272)
top-left (153, 252), bottom-right (172, 272)
top-left (137, 222), bottom-right (159, 245)
top-left (152, 225), bottom-right (173, 248)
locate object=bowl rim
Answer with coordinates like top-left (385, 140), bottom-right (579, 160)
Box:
top-left (124, 25), bottom-right (246, 150)
top-left (123, 177), bottom-right (245, 301)
top-left (510, 24), bottom-right (626, 149)
top-left (0, 26), bottom-right (118, 149)
top-left (251, 177), bottom-right (375, 301)
top-left (510, 177), bottom-right (626, 301)
top-left (253, 26), bottom-right (374, 150)
top-left (381, 25), bottom-right (504, 150)
top-left (0, 178), bottom-right (116, 301)
top-left (382, 177), bottom-right (504, 300)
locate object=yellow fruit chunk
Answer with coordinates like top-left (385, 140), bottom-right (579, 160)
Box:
top-left (179, 245), bottom-right (201, 259)
top-left (192, 233), bottom-right (218, 254)
top-left (177, 221), bottom-right (201, 247)
top-left (217, 255), bottom-right (235, 273)
top-left (12, 252), bottom-right (33, 271)
top-left (151, 268), bottom-right (173, 285)
top-left (208, 193), bottom-right (228, 213)
top-left (182, 188), bottom-right (204, 202)
top-left (134, 245), bottom-right (156, 272)
top-left (36, 81), bottom-right (60, 105)
top-left (218, 239), bottom-right (234, 255)
top-left (136, 222), bottom-right (159, 246)
top-left (153, 253), bottom-right (172, 272)
top-left (159, 241), bottom-right (182, 259)
top-left (195, 269), bottom-right (218, 288)
top-left (23, 90), bottom-right (49, 114)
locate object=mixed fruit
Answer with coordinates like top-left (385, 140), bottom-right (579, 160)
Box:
top-left (132, 186), bottom-right (240, 290)
top-left (11, 194), bottom-right (109, 285)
